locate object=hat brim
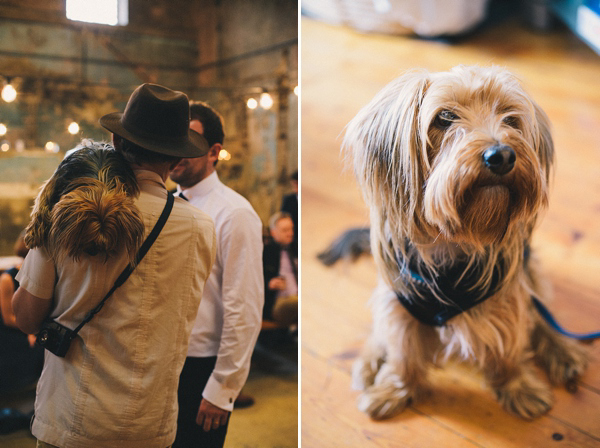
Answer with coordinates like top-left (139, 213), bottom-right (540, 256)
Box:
top-left (99, 112), bottom-right (209, 158)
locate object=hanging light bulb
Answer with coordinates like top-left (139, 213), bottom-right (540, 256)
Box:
top-left (0, 123), bottom-right (7, 136)
top-left (1, 141), bottom-right (9, 152)
top-left (45, 141), bottom-right (59, 153)
top-left (259, 92), bottom-right (273, 109)
top-left (247, 98), bottom-right (258, 110)
top-left (1, 83), bottom-right (17, 103)
top-left (68, 121), bottom-right (80, 135)
top-left (218, 148), bottom-right (231, 161)
top-left (294, 85), bottom-right (299, 96)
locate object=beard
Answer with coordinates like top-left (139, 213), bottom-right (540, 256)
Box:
top-left (169, 158), bottom-right (208, 188)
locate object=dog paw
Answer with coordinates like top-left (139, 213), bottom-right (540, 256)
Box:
top-left (357, 383), bottom-right (412, 419)
top-left (539, 341), bottom-right (588, 387)
top-left (495, 371), bottom-right (553, 420)
top-left (356, 363), bottom-right (415, 419)
top-left (352, 341), bottom-right (386, 390)
top-left (532, 323), bottom-right (590, 387)
top-left (352, 356), bottom-right (384, 391)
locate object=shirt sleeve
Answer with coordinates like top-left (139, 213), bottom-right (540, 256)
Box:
top-left (202, 207), bottom-right (264, 411)
top-left (15, 247), bottom-right (56, 300)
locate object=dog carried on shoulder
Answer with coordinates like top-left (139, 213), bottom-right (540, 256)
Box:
top-left (25, 140), bottom-right (144, 264)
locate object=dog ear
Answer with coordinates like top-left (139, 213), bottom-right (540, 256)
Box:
top-left (532, 102), bottom-right (554, 187)
top-left (343, 70), bottom-right (431, 264)
top-left (24, 177), bottom-right (59, 250)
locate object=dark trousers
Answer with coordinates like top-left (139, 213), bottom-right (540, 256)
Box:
top-left (173, 356), bottom-right (229, 448)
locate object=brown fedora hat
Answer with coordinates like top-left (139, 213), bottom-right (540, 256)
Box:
top-left (100, 83), bottom-right (209, 158)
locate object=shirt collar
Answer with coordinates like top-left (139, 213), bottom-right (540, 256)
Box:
top-left (134, 169), bottom-right (167, 194)
top-left (178, 171), bottom-right (220, 201)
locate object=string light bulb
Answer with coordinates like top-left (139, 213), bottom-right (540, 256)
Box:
top-left (1, 83), bottom-right (17, 103)
top-left (0, 123), bottom-right (7, 136)
top-left (259, 92), bottom-right (273, 109)
top-left (218, 148), bottom-right (231, 161)
top-left (68, 121), bottom-right (80, 135)
top-left (1, 142), bottom-right (9, 152)
top-left (247, 98), bottom-right (258, 109)
top-left (45, 141), bottom-right (59, 153)
top-left (294, 85), bottom-right (299, 96)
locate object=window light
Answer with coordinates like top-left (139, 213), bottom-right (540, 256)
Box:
top-left (66, 0), bottom-right (128, 26)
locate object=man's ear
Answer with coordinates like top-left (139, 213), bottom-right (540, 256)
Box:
top-left (112, 133), bottom-right (122, 149)
top-left (209, 143), bottom-right (221, 164)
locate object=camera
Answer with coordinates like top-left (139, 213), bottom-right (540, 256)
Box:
top-left (36, 319), bottom-right (77, 358)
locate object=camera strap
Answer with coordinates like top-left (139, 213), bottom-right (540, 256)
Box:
top-left (71, 192), bottom-right (175, 335)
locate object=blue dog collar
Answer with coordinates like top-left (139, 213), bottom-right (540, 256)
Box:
top-left (395, 248), bottom-right (503, 326)
top-left (395, 244), bottom-right (600, 340)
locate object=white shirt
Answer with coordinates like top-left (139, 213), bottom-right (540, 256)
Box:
top-left (17, 170), bottom-right (216, 448)
top-left (179, 171), bottom-right (264, 412)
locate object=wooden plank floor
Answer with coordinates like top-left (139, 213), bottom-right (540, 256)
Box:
top-left (300, 16), bottom-right (600, 447)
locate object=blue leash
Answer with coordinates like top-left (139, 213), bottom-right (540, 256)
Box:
top-left (532, 297), bottom-right (600, 341)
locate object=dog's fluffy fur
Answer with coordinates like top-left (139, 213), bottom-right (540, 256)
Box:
top-left (25, 140), bottom-right (144, 264)
top-left (342, 66), bottom-right (588, 420)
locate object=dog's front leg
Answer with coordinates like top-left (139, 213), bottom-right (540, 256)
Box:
top-left (353, 282), bottom-right (437, 419)
top-left (484, 353), bottom-right (553, 420)
top-left (525, 256), bottom-right (589, 388)
top-left (531, 315), bottom-right (589, 388)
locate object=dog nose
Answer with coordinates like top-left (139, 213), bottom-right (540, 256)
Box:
top-left (483, 145), bottom-right (516, 175)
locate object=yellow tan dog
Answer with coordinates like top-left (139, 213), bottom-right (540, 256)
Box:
top-left (342, 66), bottom-right (588, 420)
top-left (25, 140), bottom-right (144, 264)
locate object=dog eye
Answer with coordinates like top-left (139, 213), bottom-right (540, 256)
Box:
top-left (503, 116), bottom-right (520, 128)
top-left (434, 110), bottom-right (459, 129)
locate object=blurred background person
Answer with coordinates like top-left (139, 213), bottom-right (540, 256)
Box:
top-left (0, 231), bottom-right (43, 394)
top-left (0, 232), bottom-right (43, 435)
top-left (263, 211), bottom-right (298, 327)
top-left (280, 170), bottom-right (298, 258)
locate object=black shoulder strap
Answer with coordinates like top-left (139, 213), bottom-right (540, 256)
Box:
top-left (72, 193), bottom-right (174, 334)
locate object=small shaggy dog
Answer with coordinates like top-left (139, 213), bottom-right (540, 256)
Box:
top-left (334, 66), bottom-right (588, 420)
top-left (24, 141), bottom-right (144, 264)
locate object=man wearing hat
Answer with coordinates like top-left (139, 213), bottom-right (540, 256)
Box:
top-left (13, 83), bottom-right (217, 448)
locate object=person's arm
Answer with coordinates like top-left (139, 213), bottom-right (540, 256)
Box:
top-left (0, 272), bottom-right (17, 327)
top-left (198, 207), bottom-right (264, 424)
top-left (13, 247), bottom-right (56, 334)
top-left (12, 287), bottom-right (52, 334)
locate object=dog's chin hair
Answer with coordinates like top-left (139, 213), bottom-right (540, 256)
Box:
top-left (429, 185), bottom-right (511, 245)
top-left (439, 185), bottom-right (518, 249)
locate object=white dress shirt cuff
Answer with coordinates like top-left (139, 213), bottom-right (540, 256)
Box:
top-left (202, 376), bottom-right (237, 412)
